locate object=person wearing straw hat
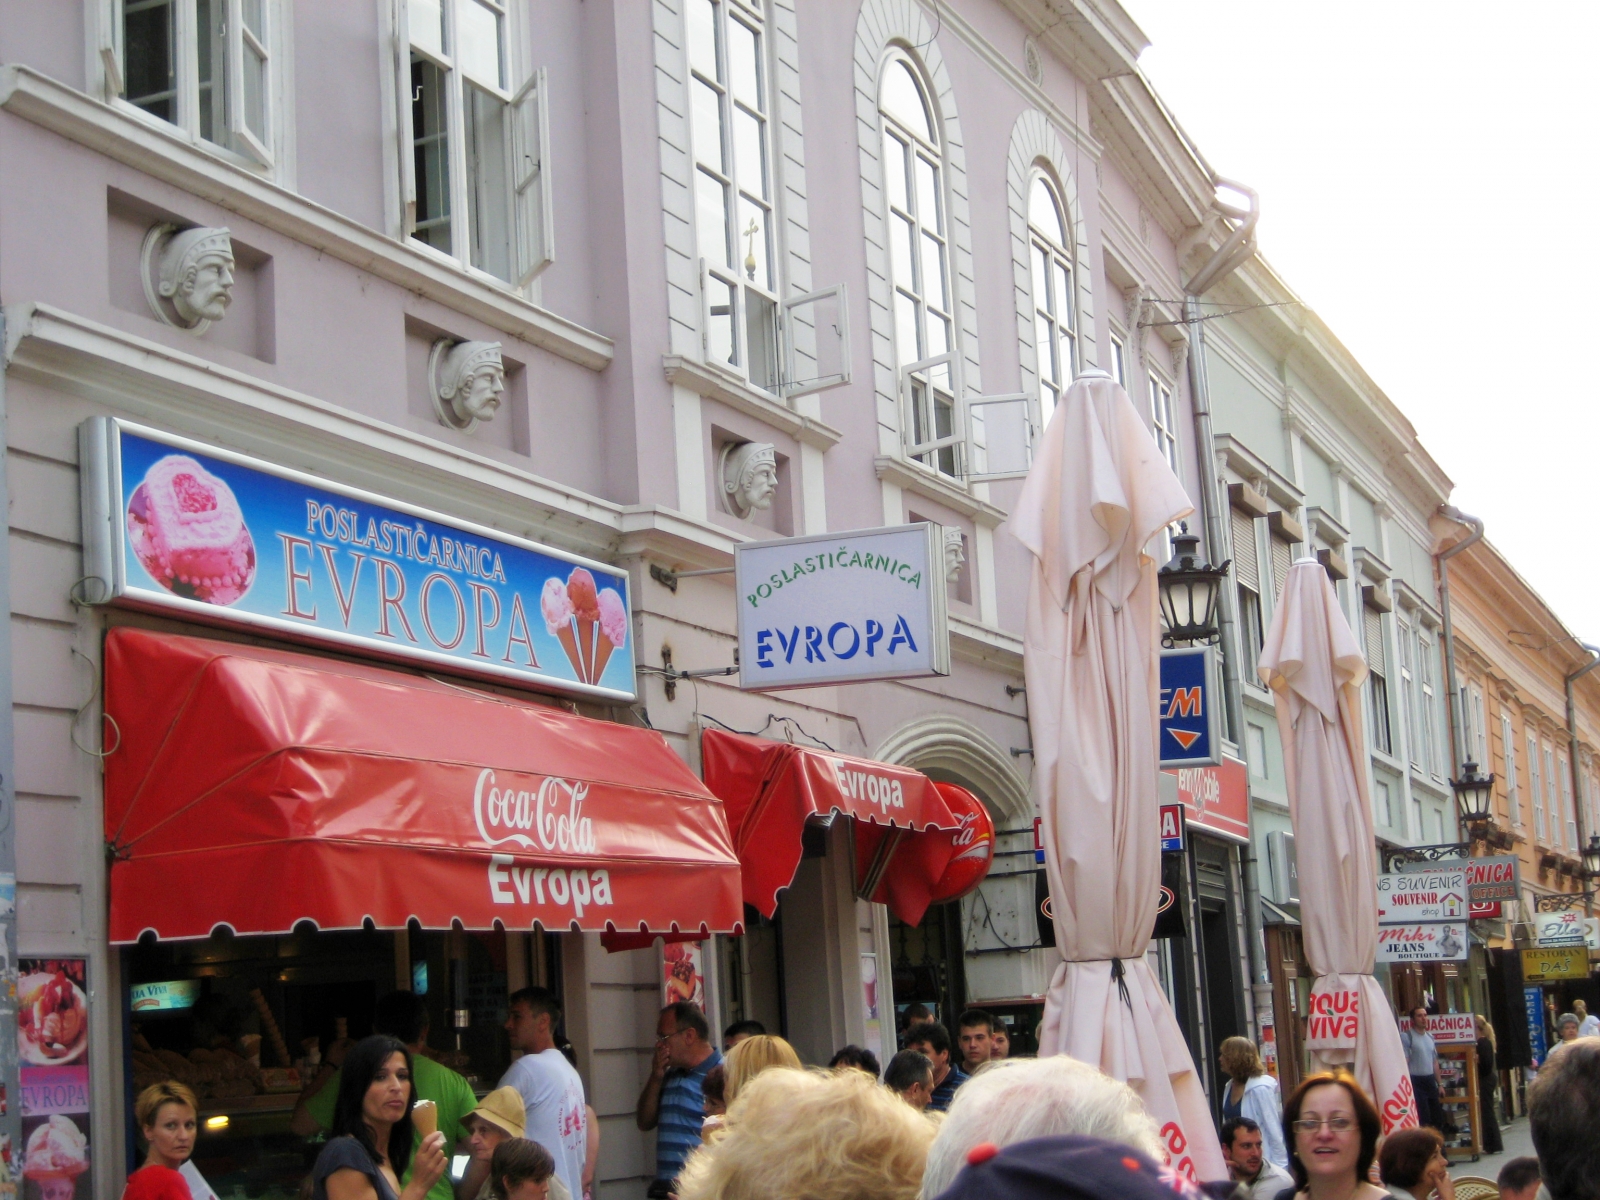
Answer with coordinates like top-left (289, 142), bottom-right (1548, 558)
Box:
top-left (462, 1087), bottom-right (572, 1200)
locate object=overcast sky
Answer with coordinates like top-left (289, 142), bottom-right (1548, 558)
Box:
top-left (1121, 1), bottom-right (1600, 643)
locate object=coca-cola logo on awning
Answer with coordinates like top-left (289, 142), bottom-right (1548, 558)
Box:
top-left (474, 768), bottom-right (597, 854)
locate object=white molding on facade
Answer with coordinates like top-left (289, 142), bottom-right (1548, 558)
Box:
top-left (2, 303), bottom-right (741, 568)
top-left (873, 713), bottom-right (1032, 823)
top-left (873, 456), bottom-right (1006, 528)
top-left (1006, 108), bottom-right (1098, 401)
top-left (0, 65), bottom-right (613, 371)
top-left (662, 356), bottom-right (843, 450)
top-left (854, 0), bottom-right (984, 456)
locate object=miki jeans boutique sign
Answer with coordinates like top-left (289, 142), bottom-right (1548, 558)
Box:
top-left (79, 420), bottom-right (636, 701)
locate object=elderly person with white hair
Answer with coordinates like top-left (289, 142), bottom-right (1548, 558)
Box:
top-left (918, 1056), bottom-right (1163, 1199)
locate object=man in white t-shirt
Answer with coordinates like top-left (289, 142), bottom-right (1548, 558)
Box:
top-left (1576, 998), bottom-right (1600, 1038)
top-left (498, 987), bottom-right (588, 1200)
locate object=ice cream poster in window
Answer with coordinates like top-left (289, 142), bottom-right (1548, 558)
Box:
top-left (126, 454), bottom-right (257, 606)
top-left (17, 962), bottom-right (87, 1068)
top-left (22, 1112), bottom-right (88, 1199)
top-left (662, 942), bottom-right (704, 1008)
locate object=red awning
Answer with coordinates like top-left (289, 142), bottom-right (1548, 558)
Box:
top-left (103, 628), bottom-right (743, 943)
top-left (701, 728), bottom-right (989, 925)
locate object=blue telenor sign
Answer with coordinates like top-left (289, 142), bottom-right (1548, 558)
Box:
top-left (1159, 646), bottom-right (1221, 768)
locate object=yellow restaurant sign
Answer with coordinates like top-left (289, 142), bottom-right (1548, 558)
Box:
top-left (1522, 947), bottom-right (1586, 981)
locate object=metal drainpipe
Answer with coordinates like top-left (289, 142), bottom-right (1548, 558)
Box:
top-left (1181, 179), bottom-right (1269, 1036)
top-left (0, 311), bottom-right (19, 1177)
top-left (1436, 504), bottom-right (1485, 840)
top-left (1564, 644), bottom-right (1600, 917)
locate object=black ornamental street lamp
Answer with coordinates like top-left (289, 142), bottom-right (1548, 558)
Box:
top-left (1451, 761), bottom-right (1495, 831)
top-left (1584, 834), bottom-right (1600, 881)
top-left (1157, 525), bottom-right (1229, 647)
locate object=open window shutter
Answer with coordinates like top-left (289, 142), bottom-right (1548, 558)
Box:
top-left (964, 393), bottom-right (1034, 482)
top-left (1231, 509), bottom-right (1259, 592)
top-left (225, 0), bottom-right (273, 166)
top-left (780, 285), bottom-right (851, 398)
top-left (512, 67), bottom-right (554, 286)
top-left (100, 0), bottom-right (125, 99)
top-left (394, 0), bottom-right (417, 237)
top-left (899, 352), bottom-right (962, 466)
top-left (1363, 604), bottom-right (1385, 674)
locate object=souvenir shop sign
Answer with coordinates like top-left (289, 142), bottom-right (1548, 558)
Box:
top-left (1398, 854), bottom-right (1520, 904)
top-left (735, 524), bottom-right (949, 689)
top-left (79, 419), bottom-right (636, 701)
top-left (1376, 868), bottom-right (1468, 924)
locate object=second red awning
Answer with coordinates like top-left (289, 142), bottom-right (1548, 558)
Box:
top-left (701, 728), bottom-right (990, 925)
top-left (104, 628), bottom-right (744, 942)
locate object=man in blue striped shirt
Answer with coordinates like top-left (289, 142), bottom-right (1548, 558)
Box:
top-left (636, 1001), bottom-right (721, 1195)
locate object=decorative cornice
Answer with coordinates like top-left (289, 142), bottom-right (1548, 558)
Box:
top-left (947, 612), bottom-right (1025, 672)
top-left (0, 65), bottom-right (613, 372)
top-left (662, 356), bottom-right (842, 450)
top-left (874, 456), bottom-right (1008, 528)
top-left (2, 302), bottom-right (730, 568)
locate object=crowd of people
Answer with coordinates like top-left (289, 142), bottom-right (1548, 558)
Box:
top-left (119, 996), bottom-right (1600, 1200)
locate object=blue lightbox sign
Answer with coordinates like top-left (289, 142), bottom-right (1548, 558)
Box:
top-left (1159, 646), bottom-right (1221, 768)
top-left (79, 419), bottom-right (636, 701)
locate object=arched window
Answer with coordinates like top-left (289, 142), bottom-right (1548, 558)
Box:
top-left (1028, 175), bottom-right (1076, 426)
top-left (689, 0), bottom-right (778, 390)
top-left (880, 55), bottom-right (957, 477)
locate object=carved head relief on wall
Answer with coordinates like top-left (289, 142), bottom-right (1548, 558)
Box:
top-left (143, 224), bottom-right (236, 333)
top-left (431, 339), bottom-right (506, 432)
top-left (943, 527), bottom-right (966, 582)
top-left (720, 441), bottom-right (778, 518)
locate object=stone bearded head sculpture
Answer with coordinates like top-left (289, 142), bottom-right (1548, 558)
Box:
top-left (721, 441), bottom-right (778, 518)
top-left (157, 226), bottom-right (236, 326)
top-left (433, 340), bottom-right (506, 431)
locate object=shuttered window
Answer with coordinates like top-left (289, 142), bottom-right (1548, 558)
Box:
top-left (1364, 603), bottom-right (1392, 754)
top-left (1270, 535), bottom-right (1294, 603)
top-left (1363, 606), bottom-right (1386, 674)
top-left (1232, 509), bottom-right (1259, 591)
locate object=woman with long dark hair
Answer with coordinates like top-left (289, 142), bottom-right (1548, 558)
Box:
top-left (308, 1034), bottom-right (447, 1200)
top-left (1474, 1014), bottom-right (1503, 1155)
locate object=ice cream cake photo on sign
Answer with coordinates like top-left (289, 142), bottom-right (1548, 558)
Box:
top-left (18, 961), bottom-right (88, 1067)
top-left (541, 567), bottom-right (628, 686)
top-left (126, 453), bottom-right (257, 606)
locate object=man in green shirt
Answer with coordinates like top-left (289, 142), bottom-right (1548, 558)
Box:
top-left (290, 992), bottom-right (476, 1200)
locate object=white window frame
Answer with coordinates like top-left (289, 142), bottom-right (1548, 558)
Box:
top-left (1399, 619), bottom-right (1419, 769)
top-left (391, 0), bottom-right (554, 288)
top-left (1418, 634), bottom-right (1442, 778)
top-left (1559, 755), bottom-right (1577, 852)
top-left (1544, 742), bottom-right (1559, 848)
top-left (1502, 710), bottom-right (1522, 827)
top-left (101, 0), bottom-right (284, 171)
top-left (1107, 330), bottom-right (1127, 386)
top-left (1027, 172), bottom-right (1077, 430)
top-left (1530, 731), bottom-right (1546, 844)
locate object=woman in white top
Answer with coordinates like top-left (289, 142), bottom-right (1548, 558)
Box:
top-left (1219, 1037), bottom-right (1288, 1170)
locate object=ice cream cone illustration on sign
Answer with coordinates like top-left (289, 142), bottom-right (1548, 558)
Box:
top-left (543, 568), bottom-right (623, 684)
top-left (592, 587), bottom-right (628, 684)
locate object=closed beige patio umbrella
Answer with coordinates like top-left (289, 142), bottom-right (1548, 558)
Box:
top-left (1257, 558), bottom-right (1417, 1131)
top-left (1011, 372), bottom-right (1226, 1182)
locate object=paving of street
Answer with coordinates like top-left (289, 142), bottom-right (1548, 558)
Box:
top-left (1450, 1113), bottom-right (1535, 1183)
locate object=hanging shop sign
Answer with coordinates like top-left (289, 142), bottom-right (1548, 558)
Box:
top-left (1522, 946), bottom-right (1585, 981)
top-left (1164, 757), bottom-right (1249, 842)
top-left (1158, 647), bottom-right (1220, 767)
top-left (1375, 867), bottom-right (1468, 962)
top-left (79, 419), bottom-right (636, 701)
top-left (735, 524), bottom-right (949, 690)
top-left (1533, 912), bottom-right (1600, 950)
top-left (1399, 854), bottom-right (1520, 904)
top-left (1159, 804), bottom-right (1186, 852)
top-left (1524, 986), bottom-right (1549, 1067)
top-left (1420, 1013), bottom-right (1477, 1044)
top-left (1376, 869), bottom-right (1468, 924)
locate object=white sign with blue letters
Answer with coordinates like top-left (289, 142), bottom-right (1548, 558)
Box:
top-left (736, 524), bottom-right (950, 690)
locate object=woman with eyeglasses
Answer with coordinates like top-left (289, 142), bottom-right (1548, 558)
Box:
top-left (1279, 1070), bottom-right (1385, 1200)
